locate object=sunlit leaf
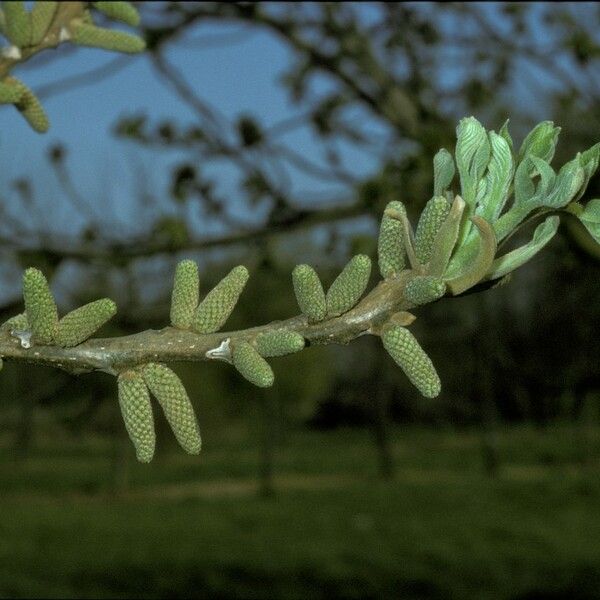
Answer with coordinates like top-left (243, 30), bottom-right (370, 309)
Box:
top-left (487, 216), bottom-right (560, 280)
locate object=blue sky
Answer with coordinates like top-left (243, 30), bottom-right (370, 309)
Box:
top-left (0, 13), bottom-right (382, 241)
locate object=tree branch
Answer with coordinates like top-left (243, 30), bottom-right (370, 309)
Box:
top-left (0, 270), bottom-right (417, 375)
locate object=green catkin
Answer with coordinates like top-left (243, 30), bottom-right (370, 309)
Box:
top-left (405, 276), bottom-right (446, 306)
top-left (232, 341), bottom-right (274, 388)
top-left (92, 1), bottom-right (140, 26)
top-left (170, 260), bottom-right (199, 329)
top-left (382, 325), bottom-right (441, 398)
top-left (55, 298), bottom-right (117, 347)
top-left (414, 196), bottom-right (451, 264)
top-left (118, 370), bottom-right (155, 463)
top-left (29, 1), bottom-right (57, 45)
top-left (255, 330), bottom-right (305, 358)
top-left (378, 200), bottom-right (406, 279)
top-left (70, 21), bottom-right (146, 53)
top-left (142, 363), bottom-right (202, 455)
top-left (22, 268), bottom-right (58, 344)
top-left (3, 1), bottom-right (31, 47)
top-left (326, 254), bottom-right (372, 317)
top-left (192, 265), bottom-right (249, 334)
top-left (292, 264), bottom-right (326, 323)
top-left (1, 312), bottom-right (29, 331)
top-left (4, 77), bottom-right (49, 133)
top-left (0, 81), bottom-right (22, 104)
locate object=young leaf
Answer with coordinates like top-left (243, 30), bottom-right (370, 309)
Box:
top-left (517, 121), bottom-right (561, 165)
top-left (292, 264), bottom-right (327, 323)
top-left (573, 142), bottom-right (600, 203)
top-left (578, 199), bottom-right (600, 245)
top-left (477, 131), bottom-right (513, 222)
top-left (326, 254), bottom-right (371, 317)
top-left (170, 259), bottom-right (199, 330)
top-left (142, 363), bottom-right (201, 455)
top-left (232, 341), bottom-right (274, 388)
top-left (433, 148), bottom-right (455, 196)
top-left (428, 195), bottom-right (465, 276)
top-left (498, 119), bottom-right (513, 152)
top-left (455, 116), bottom-right (491, 208)
top-left (513, 158), bottom-right (536, 206)
top-left (529, 156), bottom-right (556, 200)
top-left (381, 325), bottom-right (441, 398)
top-left (445, 216), bottom-right (496, 295)
top-left (118, 370), bottom-right (155, 463)
top-left (377, 200), bottom-right (406, 278)
top-left (537, 156), bottom-right (585, 209)
top-left (486, 216), bottom-right (560, 281)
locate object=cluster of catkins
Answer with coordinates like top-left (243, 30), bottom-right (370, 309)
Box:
top-left (2, 267), bottom-right (116, 350)
top-left (0, 1), bottom-right (145, 132)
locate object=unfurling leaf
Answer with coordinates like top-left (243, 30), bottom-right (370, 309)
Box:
top-left (498, 119), bottom-right (513, 152)
top-left (232, 341), bottom-right (274, 388)
top-left (292, 264), bottom-right (327, 323)
top-left (30, 1), bottom-right (57, 45)
top-left (477, 131), bottom-right (513, 222)
top-left (415, 196), bottom-right (450, 264)
top-left (170, 260), bottom-right (199, 330)
top-left (445, 216), bottom-right (496, 295)
top-left (578, 199), bottom-right (600, 245)
top-left (70, 21), bottom-right (146, 53)
top-left (487, 216), bottom-right (560, 281)
top-left (92, 1), bottom-right (140, 27)
top-left (517, 121), bottom-right (561, 166)
top-left (54, 298), bottom-right (116, 347)
top-left (427, 195), bottom-right (465, 276)
top-left (433, 149), bottom-right (455, 196)
top-left (378, 200), bottom-right (406, 279)
top-left (118, 370), bottom-right (155, 463)
top-left (142, 363), bottom-right (201, 455)
top-left (192, 266), bottom-right (249, 334)
top-left (537, 156), bottom-right (585, 209)
top-left (326, 254), bottom-right (371, 317)
top-left (22, 267), bottom-right (58, 344)
top-left (3, 1), bottom-right (31, 47)
top-left (455, 117), bottom-right (491, 209)
top-left (381, 325), bottom-right (441, 398)
top-left (573, 142), bottom-right (600, 203)
top-left (255, 330), bottom-right (305, 358)
top-left (405, 276), bottom-right (446, 306)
